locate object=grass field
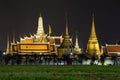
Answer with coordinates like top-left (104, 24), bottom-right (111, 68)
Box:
top-left (0, 65), bottom-right (120, 80)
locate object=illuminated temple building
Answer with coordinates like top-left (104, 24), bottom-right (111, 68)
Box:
top-left (6, 14), bottom-right (103, 59)
top-left (4, 13), bottom-right (120, 65)
top-left (6, 14), bottom-right (63, 55)
top-left (86, 15), bottom-right (102, 58)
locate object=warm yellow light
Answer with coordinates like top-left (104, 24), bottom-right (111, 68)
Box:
top-left (20, 45), bottom-right (48, 50)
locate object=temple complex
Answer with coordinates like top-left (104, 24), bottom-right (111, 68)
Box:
top-left (86, 15), bottom-right (101, 58)
top-left (6, 14), bottom-right (63, 56)
top-left (4, 14), bottom-right (120, 65)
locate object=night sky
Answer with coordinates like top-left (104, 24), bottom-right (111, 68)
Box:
top-left (0, 0), bottom-right (120, 51)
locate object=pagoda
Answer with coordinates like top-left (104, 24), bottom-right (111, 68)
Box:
top-left (86, 14), bottom-right (101, 58)
top-left (58, 17), bottom-right (73, 57)
top-left (73, 33), bottom-right (81, 54)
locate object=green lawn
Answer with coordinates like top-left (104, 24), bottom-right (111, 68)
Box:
top-left (0, 65), bottom-right (120, 80)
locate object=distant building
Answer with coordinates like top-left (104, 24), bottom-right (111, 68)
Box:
top-left (101, 44), bottom-right (120, 65)
top-left (103, 44), bottom-right (120, 56)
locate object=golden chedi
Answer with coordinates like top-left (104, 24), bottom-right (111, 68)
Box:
top-left (86, 15), bottom-right (101, 58)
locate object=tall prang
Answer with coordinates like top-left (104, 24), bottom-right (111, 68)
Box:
top-left (86, 14), bottom-right (101, 58)
top-left (36, 14), bottom-right (44, 35)
top-left (34, 14), bottom-right (47, 42)
top-left (58, 17), bottom-right (73, 57)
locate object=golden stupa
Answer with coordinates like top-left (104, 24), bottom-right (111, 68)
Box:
top-left (86, 14), bottom-right (101, 58)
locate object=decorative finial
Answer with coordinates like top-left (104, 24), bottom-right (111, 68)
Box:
top-left (92, 13), bottom-right (94, 25)
top-left (7, 33), bottom-right (9, 49)
top-left (49, 24), bottom-right (52, 36)
top-left (90, 13), bottom-right (96, 36)
top-left (40, 13), bottom-right (42, 17)
top-left (75, 31), bottom-right (79, 47)
top-left (65, 13), bottom-right (69, 35)
top-left (76, 31), bottom-right (78, 38)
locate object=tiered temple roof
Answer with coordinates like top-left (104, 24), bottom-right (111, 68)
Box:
top-left (58, 17), bottom-right (73, 57)
top-left (104, 44), bottom-right (120, 56)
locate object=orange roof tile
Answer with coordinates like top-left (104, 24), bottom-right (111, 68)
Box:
top-left (107, 45), bottom-right (120, 52)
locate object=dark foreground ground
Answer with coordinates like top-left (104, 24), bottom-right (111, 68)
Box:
top-left (0, 65), bottom-right (120, 80)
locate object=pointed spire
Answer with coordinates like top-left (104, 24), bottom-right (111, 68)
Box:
top-left (75, 32), bottom-right (79, 47)
top-left (57, 14), bottom-right (73, 57)
top-left (37, 13), bottom-right (44, 35)
top-left (59, 14), bottom-right (72, 47)
top-left (49, 24), bottom-right (52, 36)
top-left (90, 13), bottom-right (96, 38)
top-left (6, 33), bottom-right (10, 54)
top-left (92, 14), bottom-right (96, 34)
top-left (65, 14), bottom-right (69, 35)
top-left (7, 33), bottom-right (9, 49)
